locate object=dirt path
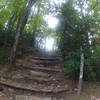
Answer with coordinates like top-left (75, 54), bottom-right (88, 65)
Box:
top-left (0, 53), bottom-right (100, 100)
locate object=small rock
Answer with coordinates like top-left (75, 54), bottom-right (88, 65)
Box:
top-left (34, 82), bottom-right (38, 85)
top-left (61, 99), bottom-right (64, 100)
top-left (53, 79), bottom-right (56, 81)
top-left (74, 88), bottom-right (78, 91)
top-left (0, 92), bottom-right (5, 97)
top-left (12, 74), bottom-right (23, 79)
top-left (8, 88), bottom-right (14, 92)
top-left (57, 85), bottom-right (60, 88)
top-left (52, 97), bottom-right (57, 100)
top-left (9, 97), bottom-right (13, 100)
top-left (0, 77), bottom-right (5, 81)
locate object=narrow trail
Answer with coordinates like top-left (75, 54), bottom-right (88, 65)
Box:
top-left (0, 53), bottom-right (73, 100)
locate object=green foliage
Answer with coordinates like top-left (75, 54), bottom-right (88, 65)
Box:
top-left (0, 25), bottom-right (13, 64)
top-left (57, 0), bottom-right (100, 80)
top-left (19, 32), bottom-right (35, 53)
top-left (0, 47), bottom-right (11, 64)
top-left (84, 55), bottom-right (100, 80)
top-left (62, 51), bottom-right (80, 76)
top-left (0, 0), bottom-right (51, 60)
top-left (62, 50), bottom-right (100, 80)
top-left (0, 0), bottom-right (99, 80)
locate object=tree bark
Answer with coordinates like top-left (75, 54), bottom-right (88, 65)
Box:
top-left (77, 47), bottom-right (84, 95)
top-left (9, 0), bottom-right (37, 67)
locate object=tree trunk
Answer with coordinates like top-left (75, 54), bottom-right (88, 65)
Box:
top-left (32, 30), bottom-right (36, 48)
top-left (9, 0), bottom-right (37, 67)
top-left (77, 48), bottom-right (84, 95)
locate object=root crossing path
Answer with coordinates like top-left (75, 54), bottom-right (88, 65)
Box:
top-left (0, 53), bottom-right (72, 100)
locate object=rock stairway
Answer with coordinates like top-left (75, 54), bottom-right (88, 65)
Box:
top-left (0, 54), bottom-right (70, 94)
top-left (19, 66), bottom-right (62, 72)
top-left (30, 56), bottom-right (60, 61)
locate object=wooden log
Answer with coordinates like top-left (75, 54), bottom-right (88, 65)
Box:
top-left (18, 66), bottom-right (62, 72)
top-left (0, 78), bottom-right (69, 93)
top-left (30, 56), bottom-right (60, 61)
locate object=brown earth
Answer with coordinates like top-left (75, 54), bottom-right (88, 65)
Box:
top-left (0, 53), bottom-right (99, 100)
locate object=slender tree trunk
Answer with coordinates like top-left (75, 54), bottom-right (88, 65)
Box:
top-left (32, 30), bottom-right (36, 48)
top-left (9, 0), bottom-right (37, 67)
top-left (77, 47), bottom-right (84, 95)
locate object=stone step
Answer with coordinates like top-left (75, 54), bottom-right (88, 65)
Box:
top-left (12, 77), bottom-right (50, 83)
top-left (0, 78), bottom-right (69, 93)
top-left (30, 70), bottom-right (50, 77)
top-left (11, 74), bottom-right (66, 85)
top-left (16, 95), bottom-right (64, 100)
top-left (7, 68), bottom-right (65, 85)
top-left (11, 69), bottom-right (50, 80)
top-left (25, 58), bottom-right (60, 66)
top-left (19, 66), bottom-right (62, 72)
top-left (34, 62), bottom-right (59, 66)
top-left (16, 59), bottom-right (60, 67)
top-left (16, 96), bottom-right (52, 100)
top-left (30, 56), bottom-right (60, 61)
top-left (31, 59), bottom-right (60, 64)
